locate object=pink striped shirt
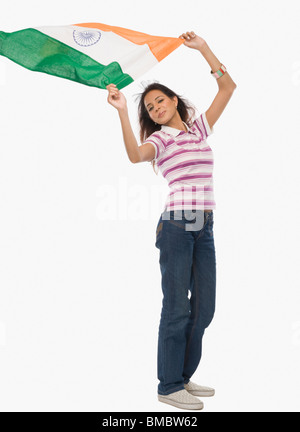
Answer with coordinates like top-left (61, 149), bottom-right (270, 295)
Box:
top-left (143, 112), bottom-right (215, 211)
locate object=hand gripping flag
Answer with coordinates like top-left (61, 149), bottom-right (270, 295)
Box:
top-left (0, 23), bottom-right (184, 90)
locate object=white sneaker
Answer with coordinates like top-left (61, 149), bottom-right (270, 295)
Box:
top-left (184, 381), bottom-right (215, 397)
top-left (158, 389), bottom-right (204, 410)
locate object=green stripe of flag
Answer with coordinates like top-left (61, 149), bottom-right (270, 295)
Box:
top-left (0, 28), bottom-right (134, 89)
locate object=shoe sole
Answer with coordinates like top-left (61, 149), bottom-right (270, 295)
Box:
top-left (186, 390), bottom-right (215, 397)
top-left (158, 395), bottom-right (204, 410)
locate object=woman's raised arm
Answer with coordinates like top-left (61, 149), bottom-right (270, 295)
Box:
top-left (106, 84), bottom-right (142, 164)
top-left (179, 31), bottom-right (237, 130)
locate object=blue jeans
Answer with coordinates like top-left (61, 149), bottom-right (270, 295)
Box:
top-left (155, 209), bottom-right (216, 395)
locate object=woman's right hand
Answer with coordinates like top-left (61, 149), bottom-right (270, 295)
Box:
top-left (106, 84), bottom-right (127, 111)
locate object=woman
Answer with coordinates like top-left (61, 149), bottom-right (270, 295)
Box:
top-left (107, 31), bottom-right (237, 410)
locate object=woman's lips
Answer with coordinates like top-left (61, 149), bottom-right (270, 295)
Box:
top-left (158, 111), bottom-right (166, 119)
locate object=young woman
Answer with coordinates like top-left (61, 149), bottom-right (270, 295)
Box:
top-left (107, 31), bottom-right (237, 410)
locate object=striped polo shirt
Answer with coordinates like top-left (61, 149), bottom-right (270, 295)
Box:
top-left (144, 112), bottom-right (215, 211)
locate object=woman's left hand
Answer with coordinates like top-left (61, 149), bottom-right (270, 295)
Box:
top-left (179, 31), bottom-right (206, 50)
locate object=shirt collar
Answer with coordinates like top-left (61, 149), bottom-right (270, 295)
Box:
top-left (161, 121), bottom-right (194, 137)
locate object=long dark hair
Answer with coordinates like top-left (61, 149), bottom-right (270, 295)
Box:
top-left (135, 82), bottom-right (196, 174)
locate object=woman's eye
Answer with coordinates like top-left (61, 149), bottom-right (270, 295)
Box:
top-left (148, 99), bottom-right (163, 112)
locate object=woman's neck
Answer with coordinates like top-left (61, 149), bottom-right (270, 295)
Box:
top-left (164, 112), bottom-right (187, 131)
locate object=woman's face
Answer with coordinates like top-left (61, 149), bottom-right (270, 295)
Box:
top-left (144, 89), bottom-right (177, 125)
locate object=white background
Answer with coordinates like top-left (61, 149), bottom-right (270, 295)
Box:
top-left (0, 0), bottom-right (300, 413)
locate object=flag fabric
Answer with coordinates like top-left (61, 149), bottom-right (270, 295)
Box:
top-left (0, 23), bottom-right (184, 89)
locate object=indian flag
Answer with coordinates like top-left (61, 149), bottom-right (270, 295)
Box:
top-left (0, 22), bottom-right (184, 89)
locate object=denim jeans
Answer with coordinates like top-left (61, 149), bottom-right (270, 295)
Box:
top-left (155, 209), bottom-right (216, 395)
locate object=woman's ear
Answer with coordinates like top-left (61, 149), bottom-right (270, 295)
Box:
top-left (172, 96), bottom-right (178, 108)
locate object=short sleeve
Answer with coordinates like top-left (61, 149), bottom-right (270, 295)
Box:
top-left (193, 112), bottom-right (214, 140)
top-left (142, 132), bottom-right (166, 161)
